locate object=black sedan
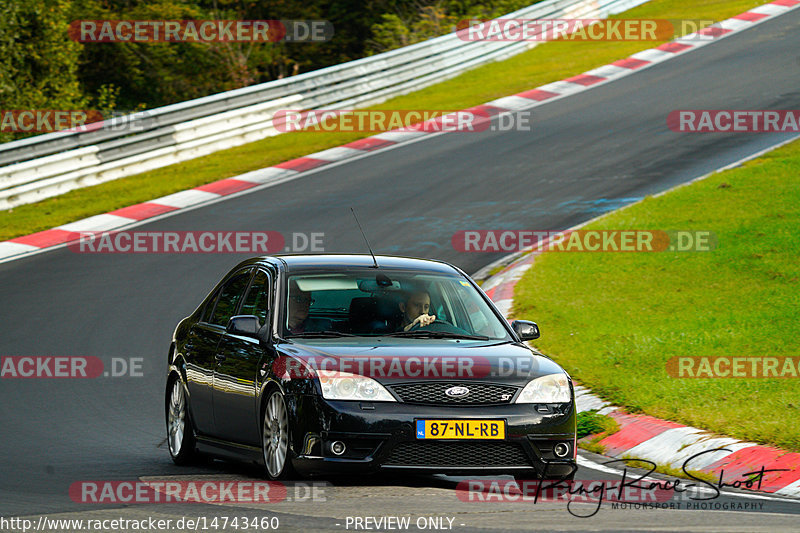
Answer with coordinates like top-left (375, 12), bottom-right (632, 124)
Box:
top-left (165, 254), bottom-right (577, 482)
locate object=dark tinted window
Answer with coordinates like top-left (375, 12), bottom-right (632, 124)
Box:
top-left (240, 270), bottom-right (271, 326)
top-left (200, 292), bottom-right (218, 323)
top-left (210, 269), bottom-right (253, 326)
top-left (285, 271), bottom-right (511, 339)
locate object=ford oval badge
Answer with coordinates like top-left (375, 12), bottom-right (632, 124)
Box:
top-left (445, 386), bottom-right (470, 398)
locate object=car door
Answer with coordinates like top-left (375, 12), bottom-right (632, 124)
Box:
top-left (212, 268), bottom-right (273, 445)
top-left (185, 267), bottom-right (254, 437)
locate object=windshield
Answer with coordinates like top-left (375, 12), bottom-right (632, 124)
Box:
top-left (282, 269), bottom-right (511, 340)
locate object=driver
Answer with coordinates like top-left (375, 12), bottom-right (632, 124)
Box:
top-left (398, 290), bottom-right (436, 331)
top-left (287, 280), bottom-right (331, 334)
top-left (287, 284), bottom-right (313, 333)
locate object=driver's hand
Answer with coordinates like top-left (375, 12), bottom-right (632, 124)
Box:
top-left (404, 314), bottom-right (436, 331)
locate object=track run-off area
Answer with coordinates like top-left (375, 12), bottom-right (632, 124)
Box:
top-left (2, 5), bottom-right (800, 532)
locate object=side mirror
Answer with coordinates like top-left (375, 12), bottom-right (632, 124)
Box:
top-left (512, 320), bottom-right (540, 341)
top-left (227, 315), bottom-right (261, 338)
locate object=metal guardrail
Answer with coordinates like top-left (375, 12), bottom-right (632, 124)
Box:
top-left (0, 0), bottom-right (651, 210)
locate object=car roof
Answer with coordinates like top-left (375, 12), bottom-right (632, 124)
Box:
top-left (254, 254), bottom-right (460, 275)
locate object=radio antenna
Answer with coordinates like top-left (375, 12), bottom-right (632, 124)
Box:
top-left (351, 208), bottom-right (379, 268)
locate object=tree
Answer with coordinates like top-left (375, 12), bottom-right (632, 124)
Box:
top-left (0, 0), bottom-right (87, 141)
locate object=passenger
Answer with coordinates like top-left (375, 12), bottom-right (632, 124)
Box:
top-left (398, 290), bottom-right (436, 331)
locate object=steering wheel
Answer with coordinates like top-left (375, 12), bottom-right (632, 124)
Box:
top-left (407, 319), bottom-right (471, 335)
top-left (408, 318), bottom-right (447, 330)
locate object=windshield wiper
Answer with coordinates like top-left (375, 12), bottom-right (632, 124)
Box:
top-left (288, 331), bottom-right (356, 338)
top-left (384, 331), bottom-right (490, 340)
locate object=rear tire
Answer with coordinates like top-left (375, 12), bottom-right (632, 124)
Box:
top-left (262, 389), bottom-right (297, 480)
top-left (166, 376), bottom-right (198, 465)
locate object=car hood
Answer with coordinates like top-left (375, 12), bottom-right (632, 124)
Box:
top-left (276, 340), bottom-right (567, 387)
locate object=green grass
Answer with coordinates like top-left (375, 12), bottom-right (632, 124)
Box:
top-left (577, 410), bottom-right (620, 438)
top-left (581, 437), bottom-right (609, 455)
top-left (577, 410), bottom-right (621, 454)
top-left (514, 139), bottom-right (800, 451)
top-left (0, 0), bottom-right (767, 241)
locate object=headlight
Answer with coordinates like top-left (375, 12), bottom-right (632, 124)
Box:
top-left (516, 373), bottom-right (571, 403)
top-left (317, 371), bottom-right (396, 401)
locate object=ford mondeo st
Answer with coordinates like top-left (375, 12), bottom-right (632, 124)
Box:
top-left (165, 255), bottom-right (576, 482)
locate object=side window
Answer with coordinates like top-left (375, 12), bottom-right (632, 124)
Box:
top-left (210, 270), bottom-right (253, 326)
top-left (200, 291), bottom-right (219, 323)
top-left (428, 282), bottom-right (449, 324)
top-left (240, 270), bottom-right (271, 326)
top-left (441, 281), bottom-right (471, 331)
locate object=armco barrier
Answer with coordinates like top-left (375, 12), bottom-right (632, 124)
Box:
top-left (0, 0), bottom-right (651, 210)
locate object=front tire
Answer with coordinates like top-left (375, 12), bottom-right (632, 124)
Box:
top-left (166, 376), bottom-right (198, 465)
top-left (262, 389), bottom-right (296, 480)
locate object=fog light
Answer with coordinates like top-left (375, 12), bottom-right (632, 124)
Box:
top-left (331, 441), bottom-right (346, 456)
top-left (553, 442), bottom-right (570, 458)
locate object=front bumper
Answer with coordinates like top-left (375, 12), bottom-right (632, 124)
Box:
top-left (287, 394), bottom-right (577, 478)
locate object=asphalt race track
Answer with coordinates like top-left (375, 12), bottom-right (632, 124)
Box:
top-left (1, 8), bottom-right (800, 532)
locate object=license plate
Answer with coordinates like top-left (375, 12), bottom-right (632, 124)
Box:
top-left (415, 419), bottom-right (505, 439)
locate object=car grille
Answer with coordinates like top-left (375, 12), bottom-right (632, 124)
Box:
top-left (384, 441), bottom-right (530, 467)
top-left (388, 382), bottom-right (518, 405)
